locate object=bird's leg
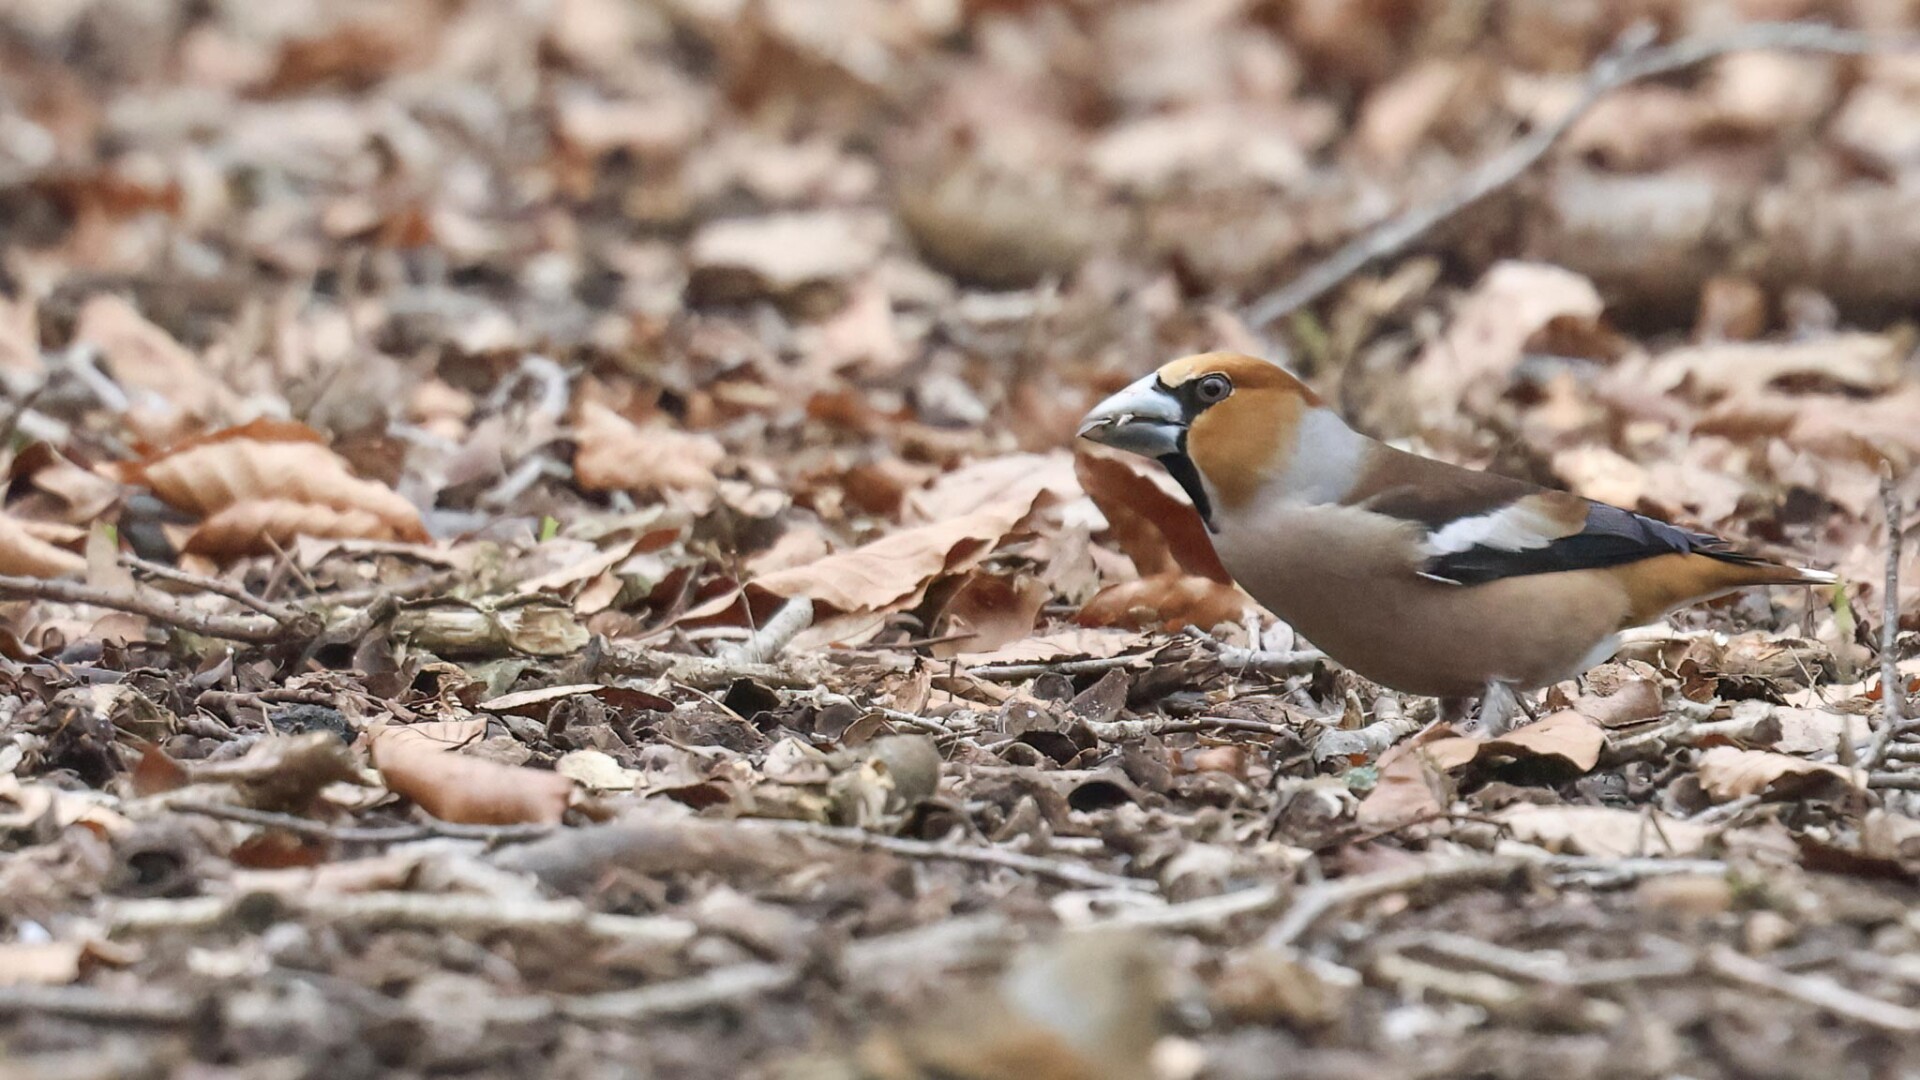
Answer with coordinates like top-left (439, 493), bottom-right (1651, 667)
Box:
top-left (1462, 681), bottom-right (1523, 738)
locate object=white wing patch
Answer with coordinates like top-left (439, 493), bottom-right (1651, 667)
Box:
top-left (1424, 498), bottom-right (1568, 556)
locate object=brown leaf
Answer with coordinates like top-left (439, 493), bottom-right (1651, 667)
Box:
top-left (1074, 448), bottom-right (1228, 583)
top-left (0, 513), bottom-right (85, 578)
top-left (1076, 573), bottom-right (1250, 632)
top-left (930, 570), bottom-right (1048, 659)
top-left (1485, 711), bottom-right (1606, 771)
top-left (573, 401), bottom-right (726, 499)
top-left (132, 418), bottom-right (427, 557)
top-left (1406, 262), bottom-right (1603, 427)
top-left (369, 724), bottom-right (574, 825)
top-left (1696, 747), bottom-right (1861, 803)
top-left (752, 486), bottom-right (1048, 614)
top-left (1499, 804), bottom-right (1711, 859)
top-left (688, 210), bottom-right (887, 307)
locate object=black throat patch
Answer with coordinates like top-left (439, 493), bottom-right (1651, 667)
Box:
top-left (1159, 436), bottom-right (1216, 534)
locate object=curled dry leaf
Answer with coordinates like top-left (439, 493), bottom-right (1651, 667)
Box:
top-left (131, 418), bottom-right (427, 558)
top-left (751, 485), bottom-right (1049, 614)
top-left (1696, 747), bottom-right (1862, 803)
top-left (0, 513), bottom-right (85, 578)
top-left (369, 724), bottom-right (574, 825)
top-left (573, 401), bottom-right (726, 499)
top-left (1356, 711), bottom-right (1605, 832)
top-left (1075, 572), bottom-right (1251, 632)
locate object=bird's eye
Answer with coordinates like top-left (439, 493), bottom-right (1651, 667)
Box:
top-left (1194, 374), bottom-right (1232, 403)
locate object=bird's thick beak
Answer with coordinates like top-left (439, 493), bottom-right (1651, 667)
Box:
top-left (1077, 376), bottom-right (1185, 458)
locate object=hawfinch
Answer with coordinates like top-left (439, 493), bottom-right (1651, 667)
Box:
top-left (1079, 352), bottom-right (1834, 720)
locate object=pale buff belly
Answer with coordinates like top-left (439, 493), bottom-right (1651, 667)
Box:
top-left (1210, 506), bottom-right (1634, 698)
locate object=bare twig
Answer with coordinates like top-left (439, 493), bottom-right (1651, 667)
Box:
top-left (1214, 644), bottom-right (1328, 676)
top-left (1086, 714), bottom-right (1300, 741)
top-left (563, 913), bottom-right (1012, 1023)
top-left (1312, 693), bottom-right (1422, 762)
top-left (0, 573), bottom-right (288, 644)
top-left (1265, 855), bottom-right (1528, 947)
top-left (103, 890), bottom-right (695, 950)
top-left (0, 984), bottom-right (198, 1024)
top-left (1100, 882), bottom-right (1283, 931)
top-left (168, 799), bottom-right (556, 845)
top-left (717, 597), bottom-right (813, 666)
top-left (969, 651), bottom-right (1158, 682)
top-left (746, 819), bottom-right (1151, 893)
top-left (1864, 471), bottom-right (1909, 772)
top-left (1706, 945), bottom-right (1920, 1034)
top-left (1246, 22), bottom-right (1902, 326)
top-left (121, 554), bottom-right (303, 623)
top-left (0, 381), bottom-right (47, 450)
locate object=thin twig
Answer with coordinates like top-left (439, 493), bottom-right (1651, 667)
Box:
top-left (0, 573), bottom-right (288, 644)
top-left (969, 651), bottom-right (1157, 682)
top-left (0, 984), bottom-right (199, 1024)
top-left (1865, 470), bottom-right (1908, 772)
top-left (717, 597), bottom-right (813, 666)
top-left (1265, 855), bottom-right (1528, 947)
top-left (1087, 714), bottom-right (1300, 741)
top-left (121, 553), bottom-right (303, 623)
top-left (168, 799), bottom-right (556, 844)
top-left (563, 913), bottom-right (1012, 1023)
top-left (1214, 644), bottom-right (1328, 675)
top-left (0, 382), bottom-right (47, 450)
top-left (1706, 945), bottom-right (1920, 1034)
top-left (1312, 693), bottom-right (1422, 762)
top-left (1246, 22), bottom-right (1902, 326)
top-left (103, 890), bottom-right (694, 949)
top-left (745, 819), bottom-right (1151, 893)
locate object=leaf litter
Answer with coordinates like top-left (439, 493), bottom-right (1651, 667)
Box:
top-left (0, 3), bottom-right (1918, 1079)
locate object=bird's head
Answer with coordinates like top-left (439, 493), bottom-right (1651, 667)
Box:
top-left (1077, 352), bottom-right (1323, 529)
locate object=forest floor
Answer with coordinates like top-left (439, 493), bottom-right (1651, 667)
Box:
top-left (2, 2), bottom-right (1920, 1078)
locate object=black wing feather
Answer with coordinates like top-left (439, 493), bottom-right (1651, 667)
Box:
top-left (1425, 502), bottom-right (1749, 586)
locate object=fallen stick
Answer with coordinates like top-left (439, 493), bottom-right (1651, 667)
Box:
top-left (121, 554), bottom-right (303, 624)
top-left (0, 573), bottom-right (289, 644)
top-left (747, 819), bottom-right (1151, 893)
top-left (0, 984), bottom-right (198, 1024)
top-left (1264, 854), bottom-right (1527, 948)
top-left (718, 597), bottom-right (813, 666)
top-left (1246, 21), bottom-right (1904, 326)
top-left (1706, 945), bottom-right (1920, 1035)
top-left (563, 913), bottom-right (1013, 1023)
top-left (102, 890), bottom-right (695, 949)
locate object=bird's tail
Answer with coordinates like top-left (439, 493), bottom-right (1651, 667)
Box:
top-left (1702, 548), bottom-right (1836, 587)
top-left (1621, 552), bottom-right (1834, 625)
